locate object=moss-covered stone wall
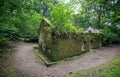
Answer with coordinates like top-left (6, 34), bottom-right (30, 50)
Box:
top-left (57, 36), bottom-right (82, 59)
top-left (38, 18), bottom-right (102, 62)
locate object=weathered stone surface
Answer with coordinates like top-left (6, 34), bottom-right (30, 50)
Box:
top-left (38, 18), bottom-right (102, 61)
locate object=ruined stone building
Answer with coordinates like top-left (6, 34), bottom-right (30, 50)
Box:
top-left (38, 18), bottom-right (102, 61)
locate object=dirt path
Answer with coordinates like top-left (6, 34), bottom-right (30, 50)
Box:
top-left (12, 41), bottom-right (120, 77)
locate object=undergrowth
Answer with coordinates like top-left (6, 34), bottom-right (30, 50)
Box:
top-left (69, 56), bottom-right (120, 77)
top-left (0, 42), bottom-right (25, 77)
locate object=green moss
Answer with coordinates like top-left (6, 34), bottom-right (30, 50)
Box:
top-left (42, 17), bottom-right (53, 27)
top-left (35, 48), bottom-right (95, 66)
top-left (35, 49), bottom-right (58, 66)
top-left (0, 51), bottom-right (25, 77)
top-left (51, 51), bottom-right (59, 61)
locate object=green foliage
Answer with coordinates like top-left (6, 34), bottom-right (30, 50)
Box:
top-left (48, 2), bottom-right (84, 33)
top-left (0, 0), bottom-right (43, 42)
top-left (101, 26), bottom-right (120, 45)
top-left (103, 31), bottom-right (119, 45)
top-left (63, 23), bottom-right (84, 33)
top-left (18, 10), bottom-right (42, 38)
top-left (0, 18), bottom-right (19, 41)
top-left (0, 0), bottom-right (120, 45)
top-left (73, 0), bottom-right (120, 44)
top-left (49, 2), bottom-right (73, 29)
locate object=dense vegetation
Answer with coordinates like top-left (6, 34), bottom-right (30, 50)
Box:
top-left (0, 0), bottom-right (120, 45)
top-left (0, 0), bottom-right (120, 77)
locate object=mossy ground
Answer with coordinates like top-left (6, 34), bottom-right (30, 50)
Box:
top-left (0, 45), bottom-right (25, 77)
top-left (69, 56), bottom-right (120, 77)
top-left (35, 48), bottom-right (96, 66)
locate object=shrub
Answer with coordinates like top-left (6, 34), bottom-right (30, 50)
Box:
top-left (101, 28), bottom-right (120, 45)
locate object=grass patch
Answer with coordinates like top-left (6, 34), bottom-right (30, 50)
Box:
top-left (0, 42), bottom-right (25, 77)
top-left (34, 48), bottom-right (96, 66)
top-left (0, 51), bottom-right (26, 77)
top-left (69, 57), bottom-right (120, 77)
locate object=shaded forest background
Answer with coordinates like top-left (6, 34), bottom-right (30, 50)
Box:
top-left (0, 0), bottom-right (120, 45)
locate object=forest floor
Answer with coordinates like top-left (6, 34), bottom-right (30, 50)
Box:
top-left (11, 41), bottom-right (120, 77)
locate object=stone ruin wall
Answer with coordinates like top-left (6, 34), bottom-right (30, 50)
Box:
top-left (38, 18), bottom-right (102, 61)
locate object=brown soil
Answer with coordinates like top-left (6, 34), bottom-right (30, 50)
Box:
top-left (12, 41), bottom-right (120, 77)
